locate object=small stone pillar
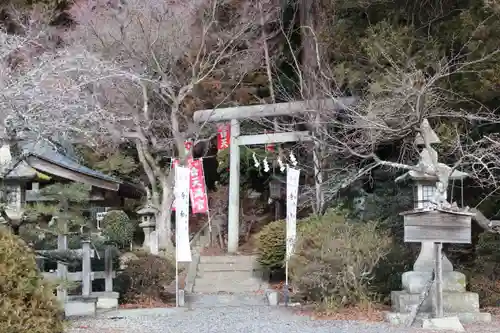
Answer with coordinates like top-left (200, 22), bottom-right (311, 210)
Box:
top-left (137, 205), bottom-right (158, 252)
top-left (81, 240), bottom-right (92, 297)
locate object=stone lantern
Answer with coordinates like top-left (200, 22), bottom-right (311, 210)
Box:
top-left (388, 119), bottom-right (490, 324)
top-left (269, 175), bottom-right (285, 221)
top-left (137, 205), bottom-right (158, 250)
top-left (269, 175), bottom-right (285, 200)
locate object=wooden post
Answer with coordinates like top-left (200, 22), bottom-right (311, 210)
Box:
top-left (81, 240), bottom-right (92, 297)
top-left (227, 119), bottom-right (241, 253)
top-left (434, 242), bottom-right (444, 318)
top-left (104, 246), bottom-right (113, 292)
top-left (56, 219), bottom-right (68, 302)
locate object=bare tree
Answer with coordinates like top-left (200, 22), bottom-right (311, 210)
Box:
top-left (62, 0), bottom-right (281, 250)
top-left (260, 13), bottom-right (500, 214)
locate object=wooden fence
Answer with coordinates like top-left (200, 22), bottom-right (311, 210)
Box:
top-left (37, 241), bottom-right (115, 302)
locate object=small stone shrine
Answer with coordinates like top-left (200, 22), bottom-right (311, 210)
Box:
top-left (386, 120), bottom-right (491, 325)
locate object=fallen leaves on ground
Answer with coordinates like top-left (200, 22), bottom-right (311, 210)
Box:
top-left (119, 295), bottom-right (175, 309)
top-left (294, 304), bottom-right (389, 322)
top-left (270, 281), bottom-right (292, 291)
top-left (200, 246), bottom-right (225, 256)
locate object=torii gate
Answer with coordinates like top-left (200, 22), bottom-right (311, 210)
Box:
top-left (193, 97), bottom-right (355, 253)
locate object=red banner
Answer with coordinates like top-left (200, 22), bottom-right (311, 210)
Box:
top-left (265, 130), bottom-right (275, 152)
top-left (184, 140), bottom-right (193, 155)
top-left (189, 159), bottom-right (209, 214)
top-left (170, 158), bottom-right (208, 214)
top-left (217, 123), bottom-right (230, 150)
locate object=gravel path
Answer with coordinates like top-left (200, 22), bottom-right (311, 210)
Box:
top-left (67, 295), bottom-right (499, 333)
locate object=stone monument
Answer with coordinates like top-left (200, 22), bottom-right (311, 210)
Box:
top-left (386, 120), bottom-right (491, 325)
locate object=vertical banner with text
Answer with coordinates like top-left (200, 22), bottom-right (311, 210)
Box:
top-left (217, 123), bottom-right (231, 150)
top-left (286, 167), bottom-right (300, 260)
top-left (171, 159), bottom-right (180, 211)
top-left (171, 158), bottom-right (194, 211)
top-left (189, 159), bottom-right (209, 214)
top-left (175, 166), bottom-right (192, 262)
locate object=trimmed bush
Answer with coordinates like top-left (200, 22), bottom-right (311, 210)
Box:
top-left (288, 210), bottom-right (392, 309)
top-left (0, 226), bottom-right (64, 333)
top-left (255, 219), bottom-right (286, 270)
top-left (101, 210), bottom-right (136, 248)
top-left (255, 211), bottom-right (350, 271)
top-left (114, 251), bottom-right (176, 304)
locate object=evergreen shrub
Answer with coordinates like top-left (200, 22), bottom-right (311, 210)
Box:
top-left (255, 219), bottom-right (286, 271)
top-left (102, 210), bottom-right (136, 247)
top-left (0, 226), bottom-right (64, 333)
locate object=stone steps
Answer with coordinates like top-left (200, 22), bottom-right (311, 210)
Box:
top-left (197, 262), bottom-right (256, 274)
top-left (185, 293), bottom-right (268, 308)
top-left (199, 255), bottom-right (257, 264)
top-left (192, 255), bottom-right (267, 294)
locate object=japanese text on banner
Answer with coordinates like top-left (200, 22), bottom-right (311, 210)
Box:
top-left (286, 167), bottom-right (300, 260)
top-left (217, 123), bottom-right (231, 150)
top-left (189, 159), bottom-right (209, 214)
top-left (175, 166), bottom-right (192, 262)
top-left (171, 159), bottom-right (179, 211)
top-left (171, 158), bottom-right (192, 211)
top-left (171, 158), bottom-right (208, 214)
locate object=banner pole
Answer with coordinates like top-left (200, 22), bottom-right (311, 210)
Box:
top-left (175, 169), bottom-right (179, 308)
top-left (175, 250), bottom-right (179, 307)
top-left (199, 158), bottom-right (212, 244)
top-left (174, 162), bottom-right (179, 308)
top-left (284, 259), bottom-right (289, 307)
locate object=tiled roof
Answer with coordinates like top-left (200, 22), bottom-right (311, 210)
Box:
top-left (21, 140), bottom-right (120, 183)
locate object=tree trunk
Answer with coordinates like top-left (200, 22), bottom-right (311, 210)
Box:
top-left (300, 0), bottom-right (324, 214)
top-left (157, 175), bottom-right (174, 251)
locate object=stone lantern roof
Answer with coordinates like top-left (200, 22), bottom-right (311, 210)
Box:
top-left (414, 119), bottom-right (441, 146)
top-left (137, 205), bottom-right (158, 216)
top-left (396, 148), bottom-right (469, 182)
top-left (396, 119), bottom-right (469, 183)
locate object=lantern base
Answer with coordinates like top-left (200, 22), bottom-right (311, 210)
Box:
top-left (390, 290), bottom-right (480, 314)
top-left (402, 270), bottom-right (466, 294)
top-left (385, 311), bottom-right (491, 326)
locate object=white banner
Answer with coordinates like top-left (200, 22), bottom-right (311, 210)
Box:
top-left (286, 167), bottom-right (300, 260)
top-left (175, 166), bottom-right (192, 262)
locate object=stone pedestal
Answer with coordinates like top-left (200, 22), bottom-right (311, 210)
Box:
top-left (402, 270), bottom-right (466, 294)
top-left (386, 242), bottom-right (491, 325)
top-left (413, 242), bottom-right (453, 273)
top-left (139, 222), bottom-right (155, 250)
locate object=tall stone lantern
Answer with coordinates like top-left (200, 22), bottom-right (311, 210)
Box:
top-left (137, 205), bottom-right (158, 250)
top-left (388, 120), bottom-right (490, 324)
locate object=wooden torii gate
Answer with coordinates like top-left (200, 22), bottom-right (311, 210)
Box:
top-left (193, 97), bottom-right (355, 253)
